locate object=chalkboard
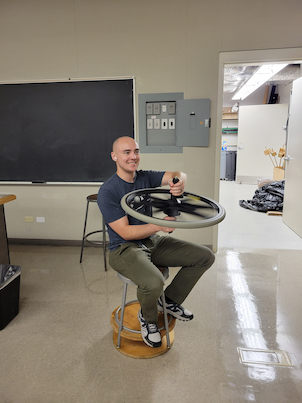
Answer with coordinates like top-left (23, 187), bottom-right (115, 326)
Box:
top-left (0, 79), bottom-right (134, 183)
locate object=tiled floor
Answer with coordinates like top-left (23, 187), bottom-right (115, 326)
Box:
top-left (1, 181), bottom-right (302, 402)
top-left (218, 181), bottom-right (302, 250)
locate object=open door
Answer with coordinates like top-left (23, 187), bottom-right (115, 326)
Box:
top-left (283, 77), bottom-right (302, 238)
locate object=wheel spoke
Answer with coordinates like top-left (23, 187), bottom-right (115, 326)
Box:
top-left (121, 188), bottom-right (226, 229)
top-left (176, 208), bottom-right (216, 219)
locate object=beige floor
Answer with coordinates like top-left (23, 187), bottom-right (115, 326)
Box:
top-left (1, 181), bottom-right (302, 403)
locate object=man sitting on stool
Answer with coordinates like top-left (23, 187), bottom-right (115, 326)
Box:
top-left (97, 136), bottom-right (215, 348)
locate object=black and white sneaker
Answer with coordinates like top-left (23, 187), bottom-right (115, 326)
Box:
top-left (137, 309), bottom-right (162, 348)
top-left (158, 297), bottom-right (194, 321)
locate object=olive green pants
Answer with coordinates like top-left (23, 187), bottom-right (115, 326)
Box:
top-left (109, 235), bottom-right (215, 323)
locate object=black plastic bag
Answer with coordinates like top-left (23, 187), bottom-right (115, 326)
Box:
top-left (0, 265), bottom-right (21, 285)
top-left (239, 180), bottom-right (284, 213)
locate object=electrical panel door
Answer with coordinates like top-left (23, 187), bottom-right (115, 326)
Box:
top-left (176, 99), bottom-right (210, 147)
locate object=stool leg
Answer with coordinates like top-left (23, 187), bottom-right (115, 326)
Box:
top-left (161, 292), bottom-right (171, 348)
top-left (117, 282), bottom-right (128, 348)
top-left (80, 200), bottom-right (89, 263)
top-left (102, 216), bottom-right (107, 271)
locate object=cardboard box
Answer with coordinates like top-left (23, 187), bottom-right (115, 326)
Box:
top-left (257, 179), bottom-right (273, 188)
top-left (273, 167), bottom-right (285, 181)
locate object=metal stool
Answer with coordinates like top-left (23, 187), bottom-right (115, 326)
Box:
top-left (110, 267), bottom-right (176, 358)
top-left (80, 194), bottom-right (108, 271)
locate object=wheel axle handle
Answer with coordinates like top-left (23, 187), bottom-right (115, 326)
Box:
top-left (168, 176), bottom-right (181, 217)
top-left (168, 177), bottom-right (179, 232)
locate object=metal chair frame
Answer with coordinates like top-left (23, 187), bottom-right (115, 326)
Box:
top-left (80, 194), bottom-right (108, 271)
top-left (115, 268), bottom-right (172, 349)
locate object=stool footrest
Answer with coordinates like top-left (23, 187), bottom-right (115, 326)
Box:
top-left (112, 331), bottom-right (175, 358)
top-left (83, 230), bottom-right (108, 244)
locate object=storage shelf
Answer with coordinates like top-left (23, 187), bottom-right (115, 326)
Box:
top-left (222, 113), bottom-right (238, 120)
top-left (222, 127), bottom-right (238, 134)
top-left (222, 107), bottom-right (238, 120)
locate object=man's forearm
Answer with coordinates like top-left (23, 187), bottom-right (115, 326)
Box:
top-left (109, 216), bottom-right (175, 240)
top-left (118, 222), bottom-right (162, 241)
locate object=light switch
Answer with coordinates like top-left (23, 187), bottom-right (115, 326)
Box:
top-left (154, 119), bottom-right (160, 129)
top-left (169, 118), bottom-right (175, 129)
top-left (146, 103), bottom-right (153, 115)
top-left (147, 119), bottom-right (153, 129)
top-left (161, 119), bottom-right (168, 129)
top-left (168, 102), bottom-right (176, 114)
top-left (153, 103), bottom-right (160, 114)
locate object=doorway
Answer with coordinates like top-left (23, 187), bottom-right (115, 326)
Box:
top-left (213, 48), bottom-right (302, 251)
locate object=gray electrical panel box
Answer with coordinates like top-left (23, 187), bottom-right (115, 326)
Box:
top-left (138, 92), bottom-right (210, 153)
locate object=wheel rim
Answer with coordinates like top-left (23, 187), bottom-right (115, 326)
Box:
top-left (121, 188), bottom-right (226, 229)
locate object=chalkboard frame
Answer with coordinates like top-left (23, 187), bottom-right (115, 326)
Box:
top-left (0, 77), bottom-right (135, 184)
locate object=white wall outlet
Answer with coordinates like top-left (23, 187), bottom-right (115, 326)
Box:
top-left (25, 216), bottom-right (34, 223)
top-left (36, 217), bottom-right (45, 223)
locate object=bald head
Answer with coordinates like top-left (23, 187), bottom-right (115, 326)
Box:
top-left (112, 136), bottom-right (138, 154)
top-left (111, 137), bottom-right (140, 180)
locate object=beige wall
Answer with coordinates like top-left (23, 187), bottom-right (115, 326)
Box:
top-left (1, 0), bottom-right (302, 249)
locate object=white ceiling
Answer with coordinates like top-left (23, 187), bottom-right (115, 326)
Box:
top-left (223, 64), bottom-right (301, 95)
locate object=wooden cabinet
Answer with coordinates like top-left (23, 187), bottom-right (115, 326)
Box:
top-left (0, 194), bottom-right (16, 264)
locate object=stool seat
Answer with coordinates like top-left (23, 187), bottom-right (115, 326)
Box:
top-left (111, 267), bottom-right (176, 358)
top-left (80, 193), bottom-right (108, 271)
top-left (87, 194), bottom-right (97, 203)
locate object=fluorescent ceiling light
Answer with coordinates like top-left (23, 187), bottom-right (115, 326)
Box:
top-left (232, 64), bottom-right (288, 101)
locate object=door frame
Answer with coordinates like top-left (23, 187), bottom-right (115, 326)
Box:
top-left (213, 47), bottom-right (302, 251)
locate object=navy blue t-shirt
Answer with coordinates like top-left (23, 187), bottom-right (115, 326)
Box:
top-left (97, 170), bottom-right (164, 250)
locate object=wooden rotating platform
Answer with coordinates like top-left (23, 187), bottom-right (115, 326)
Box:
top-left (110, 301), bottom-right (176, 358)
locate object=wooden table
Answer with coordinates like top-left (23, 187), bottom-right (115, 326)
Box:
top-left (0, 195), bottom-right (16, 264)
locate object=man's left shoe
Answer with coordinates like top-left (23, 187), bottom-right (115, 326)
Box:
top-left (157, 297), bottom-right (194, 321)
